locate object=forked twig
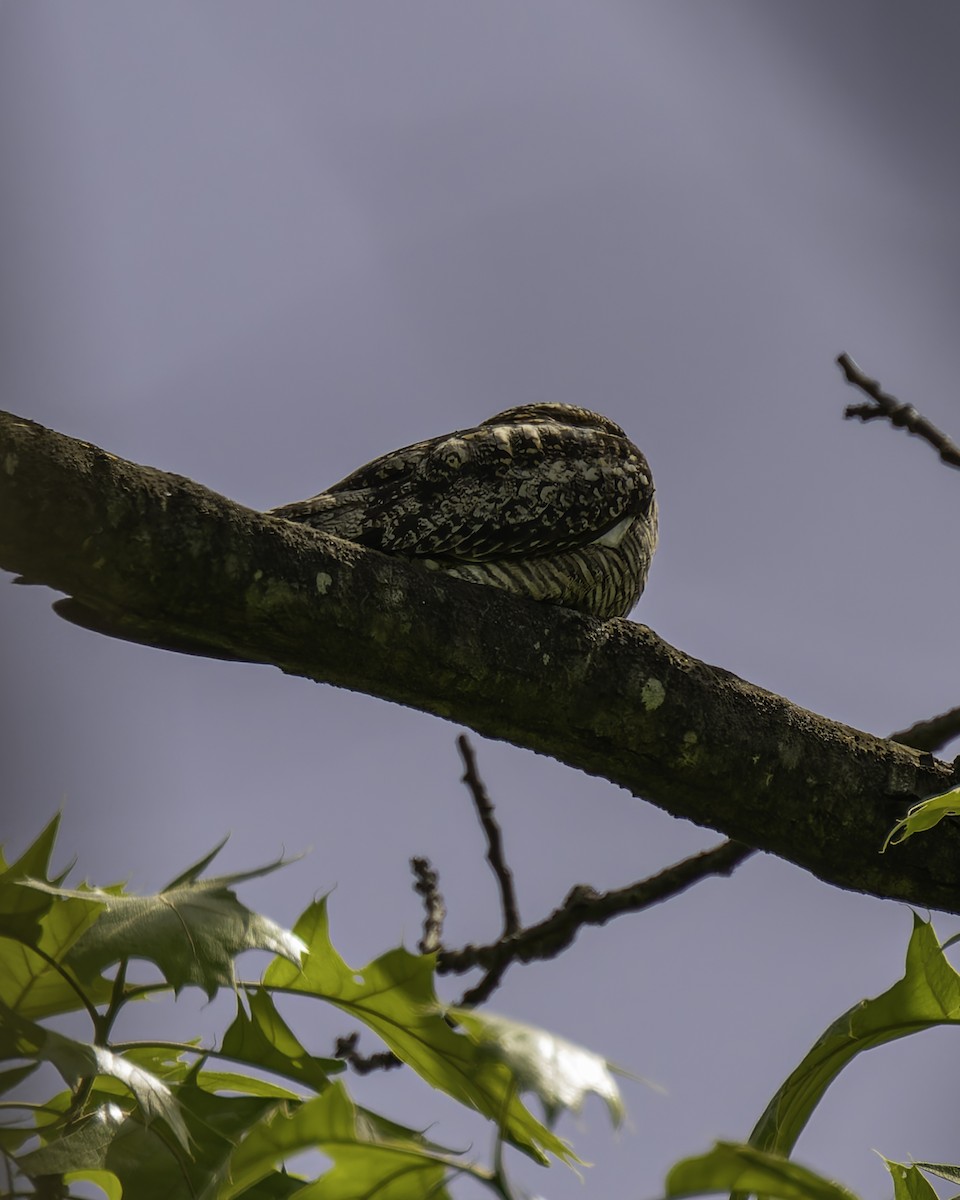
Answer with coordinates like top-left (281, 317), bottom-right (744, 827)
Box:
top-left (442, 839), bottom-right (755, 1006)
top-left (838, 352), bottom-right (960, 468)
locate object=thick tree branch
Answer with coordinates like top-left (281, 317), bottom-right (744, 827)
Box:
top-left (2, 410), bottom-right (958, 911)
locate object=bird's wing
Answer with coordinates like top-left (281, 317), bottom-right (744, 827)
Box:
top-left (316, 420), bottom-right (654, 562)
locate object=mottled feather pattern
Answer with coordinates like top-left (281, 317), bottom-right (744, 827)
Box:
top-left (269, 403), bottom-right (657, 618)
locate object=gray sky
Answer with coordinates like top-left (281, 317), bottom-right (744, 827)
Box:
top-left (3, 4), bottom-right (960, 1196)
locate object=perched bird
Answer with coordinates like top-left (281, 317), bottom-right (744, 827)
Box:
top-left (269, 403), bottom-right (657, 619)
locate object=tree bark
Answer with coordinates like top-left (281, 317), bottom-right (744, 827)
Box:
top-left (2, 409), bottom-right (956, 911)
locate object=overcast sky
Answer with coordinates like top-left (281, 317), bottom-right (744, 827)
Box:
top-left (4, 4), bottom-right (960, 1197)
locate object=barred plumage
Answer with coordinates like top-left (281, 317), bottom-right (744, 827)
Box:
top-left (269, 403), bottom-right (657, 619)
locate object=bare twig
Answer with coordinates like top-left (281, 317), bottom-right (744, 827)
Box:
top-left (457, 735), bottom-right (521, 937)
top-left (838, 352), bottom-right (960, 468)
top-left (453, 957), bottom-right (509, 1009)
top-left (411, 856), bottom-right (446, 953)
top-left (443, 839), bottom-right (755, 1005)
top-left (338, 839), bottom-right (755, 1055)
top-left (338, 851), bottom-right (439, 1070)
top-left (334, 1032), bottom-right (401, 1074)
top-left (890, 706), bottom-right (960, 756)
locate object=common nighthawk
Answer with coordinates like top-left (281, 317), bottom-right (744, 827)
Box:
top-left (269, 403), bottom-right (657, 619)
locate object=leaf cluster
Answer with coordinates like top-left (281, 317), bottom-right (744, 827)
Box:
top-left (5, 815), bottom-right (960, 1199)
top-left (0, 818), bottom-right (626, 1199)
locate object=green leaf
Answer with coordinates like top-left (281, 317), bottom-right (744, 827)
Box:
top-left (0, 912), bottom-right (113, 1020)
top-left (0, 1001), bottom-right (191, 1153)
top-left (221, 988), bottom-right (342, 1093)
top-left (912, 1161), bottom-right (960, 1185)
top-left (750, 915), bottom-right (960, 1157)
top-left (102, 1074), bottom-right (280, 1200)
top-left (110, 1042), bottom-right (195, 1086)
top-left (884, 785), bottom-right (960, 850)
top-left (229, 1173), bottom-right (306, 1199)
top-left (0, 814), bottom-right (64, 943)
top-left (0, 1077), bottom-right (73, 1157)
top-left (449, 1007), bottom-right (628, 1128)
top-left (27, 847), bottom-right (306, 998)
top-left (0, 828), bottom-right (113, 1018)
top-left (222, 1081), bottom-right (458, 1200)
top-left (883, 1159), bottom-right (942, 1200)
top-left (0, 1120), bottom-right (41, 1156)
top-left (63, 1169), bottom-right (124, 1200)
top-left (0, 1060), bottom-right (39, 1095)
top-left (666, 1141), bottom-right (861, 1199)
top-left (265, 898), bottom-right (573, 1165)
top-left (190, 1069), bottom-right (300, 1100)
top-left (7, 1075), bottom-right (278, 1200)
top-left (16, 1101), bottom-right (126, 1175)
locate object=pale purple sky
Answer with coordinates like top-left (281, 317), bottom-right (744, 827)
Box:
top-left (3, 4), bottom-right (960, 1196)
